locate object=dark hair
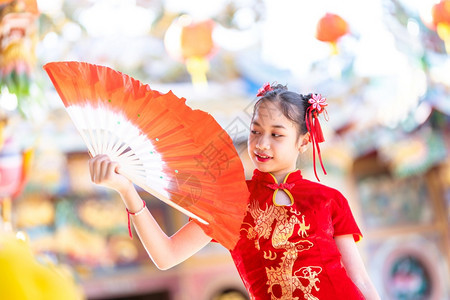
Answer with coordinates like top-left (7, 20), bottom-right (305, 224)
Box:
top-left (252, 83), bottom-right (314, 136)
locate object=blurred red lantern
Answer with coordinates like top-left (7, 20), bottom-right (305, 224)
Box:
top-left (164, 15), bottom-right (216, 87)
top-left (431, 0), bottom-right (450, 53)
top-left (315, 13), bottom-right (349, 55)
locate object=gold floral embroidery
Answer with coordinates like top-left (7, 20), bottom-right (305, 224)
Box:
top-left (242, 199), bottom-right (320, 300)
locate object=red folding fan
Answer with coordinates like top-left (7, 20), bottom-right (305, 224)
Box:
top-left (43, 61), bottom-right (249, 250)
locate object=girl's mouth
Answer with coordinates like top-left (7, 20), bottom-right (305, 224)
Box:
top-left (255, 152), bottom-right (272, 162)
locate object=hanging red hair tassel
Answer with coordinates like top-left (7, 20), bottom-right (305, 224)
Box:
top-left (305, 94), bottom-right (328, 181)
top-left (313, 115), bottom-right (325, 143)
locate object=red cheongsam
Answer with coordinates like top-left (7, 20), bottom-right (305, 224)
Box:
top-left (229, 169), bottom-right (364, 300)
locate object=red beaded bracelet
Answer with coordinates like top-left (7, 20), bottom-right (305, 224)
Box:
top-left (126, 199), bottom-right (146, 238)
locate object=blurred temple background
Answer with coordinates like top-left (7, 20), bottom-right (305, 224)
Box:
top-left (0, 0), bottom-right (449, 299)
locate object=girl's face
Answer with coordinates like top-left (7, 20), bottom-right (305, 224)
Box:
top-left (248, 101), bottom-right (308, 181)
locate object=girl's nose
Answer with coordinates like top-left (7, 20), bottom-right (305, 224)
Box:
top-left (255, 135), bottom-right (270, 150)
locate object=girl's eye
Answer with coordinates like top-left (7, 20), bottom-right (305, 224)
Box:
top-left (251, 130), bottom-right (259, 135)
top-left (272, 133), bottom-right (283, 137)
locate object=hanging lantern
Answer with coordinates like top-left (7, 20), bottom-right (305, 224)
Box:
top-left (315, 13), bottom-right (349, 55)
top-left (431, 0), bottom-right (450, 53)
top-left (164, 15), bottom-right (216, 87)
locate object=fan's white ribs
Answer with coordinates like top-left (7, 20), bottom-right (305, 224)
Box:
top-left (67, 105), bottom-right (170, 202)
top-left (95, 127), bottom-right (103, 155)
top-left (76, 125), bottom-right (97, 157)
top-left (121, 169), bottom-right (208, 225)
top-left (115, 142), bottom-right (132, 158)
top-left (119, 166), bottom-right (146, 176)
top-left (134, 145), bottom-right (153, 155)
top-left (105, 134), bottom-right (118, 157)
top-left (138, 159), bottom-right (163, 167)
top-left (115, 133), bottom-right (145, 158)
top-left (85, 105), bottom-right (100, 155)
top-left (104, 110), bottom-right (117, 155)
top-left (109, 116), bottom-right (130, 155)
top-left (116, 155), bottom-right (163, 171)
top-left (121, 164), bottom-right (163, 176)
top-left (122, 154), bottom-right (142, 163)
top-left (120, 170), bottom-right (147, 180)
top-left (92, 105), bottom-right (102, 154)
top-left (118, 147), bottom-right (137, 159)
top-left (117, 156), bottom-right (143, 167)
top-left (98, 107), bottom-right (108, 154)
top-left (102, 131), bottom-right (109, 154)
top-left (109, 137), bottom-right (124, 156)
top-left (120, 159), bottom-right (144, 168)
top-left (95, 109), bottom-right (107, 153)
top-left (120, 164), bottom-right (146, 172)
top-left (125, 131), bottom-right (148, 152)
top-left (142, 166), bottom-right (167, 172)
top-left (66, 110), bottom-right (97, 156)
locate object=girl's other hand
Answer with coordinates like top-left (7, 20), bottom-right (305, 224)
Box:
top-left (88, 154), bottom-right (133, 195)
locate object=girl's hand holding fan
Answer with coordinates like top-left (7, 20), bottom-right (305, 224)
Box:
top-left (43, 61), bottom-right (249, 250)
top-left (88, 154), bottom-right (133, 195)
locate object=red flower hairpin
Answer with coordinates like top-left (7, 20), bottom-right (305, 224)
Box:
top-left (256, 82), bottom-right (273, 97)
top-left (308, 93), bottom-right (328, 113)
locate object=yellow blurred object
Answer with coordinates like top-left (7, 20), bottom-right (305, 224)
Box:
top-left (12, 146), bottom-right (34, 198)
top-left (0, 118), bottom-right (6, 150)
top-left (21, 147), bottom-right (33, 178)
top-left (186, 56), bottom-right (210, 88)
top-left (437, 22), bottom-right (450, 53)
top-left (0, 232), bottom-right (84, 300)
top-left (1, 196), bottom-right (11, 223)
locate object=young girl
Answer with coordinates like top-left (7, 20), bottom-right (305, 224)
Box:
top-left (89, 83), bottom-right (380, 299)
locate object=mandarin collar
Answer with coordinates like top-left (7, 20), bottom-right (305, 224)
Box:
top-left (251, 169), bottom-right (303, 185)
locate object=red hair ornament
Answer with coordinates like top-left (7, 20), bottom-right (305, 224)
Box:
top-left (256, 82), bottom-right (273, 97)
top-left (306, 94), bottom-right (328, 181)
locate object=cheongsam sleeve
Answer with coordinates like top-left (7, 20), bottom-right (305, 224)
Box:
top-left (331, 190), bottom-right (362, 242)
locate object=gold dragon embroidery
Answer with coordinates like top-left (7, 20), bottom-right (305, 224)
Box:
top-left (241, 199), bottom-right (321, 300)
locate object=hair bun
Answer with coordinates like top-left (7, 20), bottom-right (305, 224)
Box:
top-left (300, 93), bottom-right (312, 109)
top-left (271, 83), bottom-right (288, 91)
